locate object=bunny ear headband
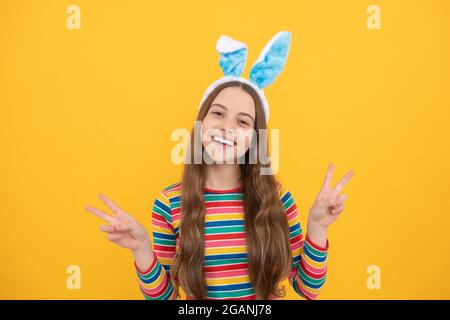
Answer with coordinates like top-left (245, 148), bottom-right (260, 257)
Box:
top-left (198, 31), bottom-right (292, 123)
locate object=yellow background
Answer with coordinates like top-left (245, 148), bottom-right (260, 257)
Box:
top-left (1, 0), bottom-right (449, 299)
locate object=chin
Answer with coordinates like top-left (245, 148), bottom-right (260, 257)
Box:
top-left (210, 156), bottom-right (236, 164)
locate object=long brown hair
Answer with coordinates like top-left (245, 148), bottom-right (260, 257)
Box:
top-left (170, 81), bottom-right (292, 300)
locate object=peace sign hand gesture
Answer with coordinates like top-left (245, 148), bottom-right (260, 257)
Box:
top-left (308, 163), bottom-right (354, 230)
top-left (85, 194), bottom-right (150, 251)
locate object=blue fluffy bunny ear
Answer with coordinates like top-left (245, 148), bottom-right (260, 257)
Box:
top-left (216, 35), bottom-right (248, 77)
top-left (249, 31), bottom-right (292, 89)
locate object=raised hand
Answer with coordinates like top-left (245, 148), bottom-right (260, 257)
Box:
top-left (308, 163), bottom-right (354, 229)
top-left (85, 193), bottom-right (150, 251)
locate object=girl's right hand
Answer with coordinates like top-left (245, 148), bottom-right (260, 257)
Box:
top-left (85, 193), bottom-right (151, 252)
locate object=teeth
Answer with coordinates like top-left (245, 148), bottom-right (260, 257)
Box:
top-left (212, 135), bottom-right (234, 146)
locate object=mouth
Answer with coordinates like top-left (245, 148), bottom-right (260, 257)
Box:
top-left (212, 135), bottom-right (236, 147)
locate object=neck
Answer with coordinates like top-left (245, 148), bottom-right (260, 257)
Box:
top-left (205, 164), bottom-right (242, 190)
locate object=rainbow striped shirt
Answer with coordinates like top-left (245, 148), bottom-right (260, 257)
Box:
top-left (134, 182), bottom-right (329, 300)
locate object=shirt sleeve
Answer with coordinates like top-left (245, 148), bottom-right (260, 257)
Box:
top-left (279, 184), bottom-right (329, 300)
top-left (134, 190), bottom-right (178, 300)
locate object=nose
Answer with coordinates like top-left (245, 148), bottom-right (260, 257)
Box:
top-left (219, 116), bottom-right (236, 137)
top-left (220, 127), bottom-right (235, 141)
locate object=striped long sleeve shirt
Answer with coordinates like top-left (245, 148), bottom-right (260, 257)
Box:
top-left (134, 182), bottom-right (329, 300)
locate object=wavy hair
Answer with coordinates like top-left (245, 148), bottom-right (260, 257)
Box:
top-left (170, 81), bottom-right (292, 300)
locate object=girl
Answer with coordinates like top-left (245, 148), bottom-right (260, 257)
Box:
top-left (86, 31), bottom-right (354, 300)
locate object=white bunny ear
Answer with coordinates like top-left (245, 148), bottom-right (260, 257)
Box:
top-left (249, 31), bottom-right (292, 89)
top-left (216, 35), bottom-right (248, 77)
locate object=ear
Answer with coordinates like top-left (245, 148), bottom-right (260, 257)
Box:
top-left (249, 31), bottom-right (292, 89)
top-left (216, 35), bottom-right (248, 77)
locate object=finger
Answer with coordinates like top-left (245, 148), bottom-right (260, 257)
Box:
top-left (111, 219), bottom-right (132, 232)
top-left (333, 170), bottom-right (354, 195)
top-left (338, 194), bottom-right (347, 204)
top-left (328, 194), bottom-right (345, 208)
top-left (99, 193), bottom-right (124, 214)
top-left (99, 224), bottom-right (113, 233)
top-left (85, 205), bottom-right (113, 223)
top-left (107, 233), bottom-right (122, 241)
top-left (331, 203), bottom-right (345, 214)
top-left (321, 163), bottom-right (335, 191)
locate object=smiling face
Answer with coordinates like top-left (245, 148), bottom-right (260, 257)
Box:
top-left (201, 86), bottom-right (257, 164)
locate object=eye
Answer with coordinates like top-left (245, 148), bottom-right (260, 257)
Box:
top-left (211, 111), bottom-right (223, 116)
top-left (239, 119), bottom-right (250, 126)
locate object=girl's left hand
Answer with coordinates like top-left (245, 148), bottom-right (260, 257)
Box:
top-left (308, 163), bottom-right (354, 229)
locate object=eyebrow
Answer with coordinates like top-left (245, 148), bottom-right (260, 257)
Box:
top-left (210, 103), bottom-right (255, 124)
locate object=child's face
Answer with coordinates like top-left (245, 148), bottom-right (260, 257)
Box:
top-left (201, 86), bottom-right (256, 164)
